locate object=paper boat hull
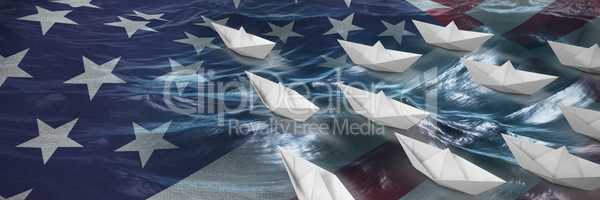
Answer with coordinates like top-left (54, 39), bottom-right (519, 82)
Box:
top-left (396, 134), bottom-right (505, 195)
top-left (548, 41), bottom-right (600, 73)
top-left (337, 84), bottom-right (429, 130)
top-left (503, 134), bottom-right (600, 191)
top-left (372, 115), bottom-right (429, 130)
top-left (412, 20), bottom-right (493, 52)
top-left (247, 72), bottom-right (319, 122)
top-left (232, 43), bottom-right (276, 59)
top-left (337, 40), bottom-right (421, 72)
top-left (279, 149), bottom-right (356, 200)
top-left (271, 107), bottom-right (319, 122)
top-left (464, 60), bottom-right (557, 95)
top-left (561, 106), bottom-right (600, 141)
top-left (360, 56), bottom-right (421, 72)
top-left (212, 23), bottom-right (275, 59)
top-left (437, 35), bottom-right (493, 52)
top-left (484, 84), bottom-right (550, 95)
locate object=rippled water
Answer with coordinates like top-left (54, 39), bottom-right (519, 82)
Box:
top-left (149, 0), bottom-right (600, 198)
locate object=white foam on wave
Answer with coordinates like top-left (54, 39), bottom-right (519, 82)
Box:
top-left (506, 80), bottom-right (593, 124)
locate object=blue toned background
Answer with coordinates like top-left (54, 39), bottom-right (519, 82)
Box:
top-left (1, 0), bottom-right (600, 199)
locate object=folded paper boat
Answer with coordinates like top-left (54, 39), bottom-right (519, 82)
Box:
top-left (396, 133), bottom-right (506, 195)
top-left (246, 71), bottom-right (319, 122)
top-left (503, 134), bottom-right (600, 190)
top-left (464, 60), bottom-right (558, 95)
top-left (212, 22), bottom-right (276, 59)
top-left (412, 20), bottom-right (493, 51)
top-left (279, 148), bottom-right (356, 200)
top-left (336, 83), bottom-right (430, 130)
top-left (548, 41), bottom-right (600, 73)
top-left (337, 40), bottom-right (422, 72)
top-left (561, 105), bottom-right (600, 141)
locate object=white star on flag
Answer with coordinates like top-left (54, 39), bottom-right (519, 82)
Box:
top-left (264, 21), bottom-right (303, 43)
top-left (343, 0), bottom-right (351, 7)
top-left (129, 10), bottom-right (168, 21)
top-left (0, 189), bottom-right (32, 200)
top-left (0, 49), bottom-right (33, 87)
top-left (64, 56), bottom-right (126, 100)
top-left (324, 13), bottom-right (363, 40)
top-left (17, 119), bottom-right (82, 165)
top-left (116, 121), bottom-right (179, 167)
top-left (156, 59), bottom-right (204, 94)
top-left (378, 20), bottom-right (415, 45)
top-left (174, 32), bottom-right (219, 54)
top-left (195, 16), bottom-right (229, 28)
top-left (233, 0), bottom-right (241, 8)
top-left (18, 6), bottom-right (78, 35)
top-left (50, 0), bottom-right (100, 8)
top-left (105, 16), bottom-right (157, 38)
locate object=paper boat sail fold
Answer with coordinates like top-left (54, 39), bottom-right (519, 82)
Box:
top-left (396, 134), bottom-right (506, 195)
top-left (412, 20), bottom-right (493, 51)
top-left (279, 148), bottom-right (356, 200)
top-left (337, 40), bottom-right (422, 72)
top-left (502, 134), bottom-right (600, 190)
top-left (246, 71), bottom-right (319, 121)
top-left (336, 83), bottom-right (429, 130)
top-left (561, 105), bottom-right (600, 141)
top-left (212, 22), bottom-right (276, 59)
top-left (464, 60), bottom-right (558, 95)
top-left (548, 41), bottom-right (600, 73)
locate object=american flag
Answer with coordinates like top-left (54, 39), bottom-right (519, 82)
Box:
top-left (2, 0), bottom-right (600, 199)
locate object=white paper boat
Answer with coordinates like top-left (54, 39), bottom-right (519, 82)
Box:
top-left (464, 60), bottom-right (558, 95)
top-left (412, 20), bottom-right (493, 51)
top-left (561, 105), bottom-right (600, 141)
top-left (211, 22), bottom-right (276, 59)
top-left (502, 134), bottom-right (600, 190)
top-left (548, 41), bottom-right (600, 73)
top-left (246, 71), bottom-right (319, 121)
top-left (279, 148), bottom-right (355, 200)
top-left (336, 83), bottom-right (429, 130)
top-left (396, 133), bottom-right (506, 195)
top-left (337, 40), bottom-right (422, 72)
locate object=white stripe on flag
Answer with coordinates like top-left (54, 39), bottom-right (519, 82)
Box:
top-left (148, 122), bottom-right (387, 200)
top-left (405, 0), bottom-right (449, 11)
top-left (466, 0), bottom-right (555, 33)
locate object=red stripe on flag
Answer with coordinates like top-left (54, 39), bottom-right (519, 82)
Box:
top-left (427, 0), bottom-right (483, 30)
top-left (503, 0), bottom-right (600, 48)
top-left (291, 142), bottom-right (426, 200)
top-left (517, 181), bottom-right (600, 200)
top-left (337, 142), bottom-right (425, 199)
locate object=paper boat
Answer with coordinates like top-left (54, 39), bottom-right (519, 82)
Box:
top-left (561, 105), bottom-right (600, 141)
top-left (502, 134), bottom-right (600, 190)
top-left (337, 40), bottom-right (422, 72)
top-left (336, 83), bottom-right (429, 130)
top-left (548, 41), bottom-right (600, 73)
top-left (396, 133), bottom-right (506, 195)
top-left (464, 60), bottom-right (558, 95)
top-left (246, 71), bottom-right (319, 121)
top-left (279, 148), bottom-right (355, 200)
top-left (412, 20), bottom-right (493, 51)
top-left (211, 22), bottom-right (275, 59)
